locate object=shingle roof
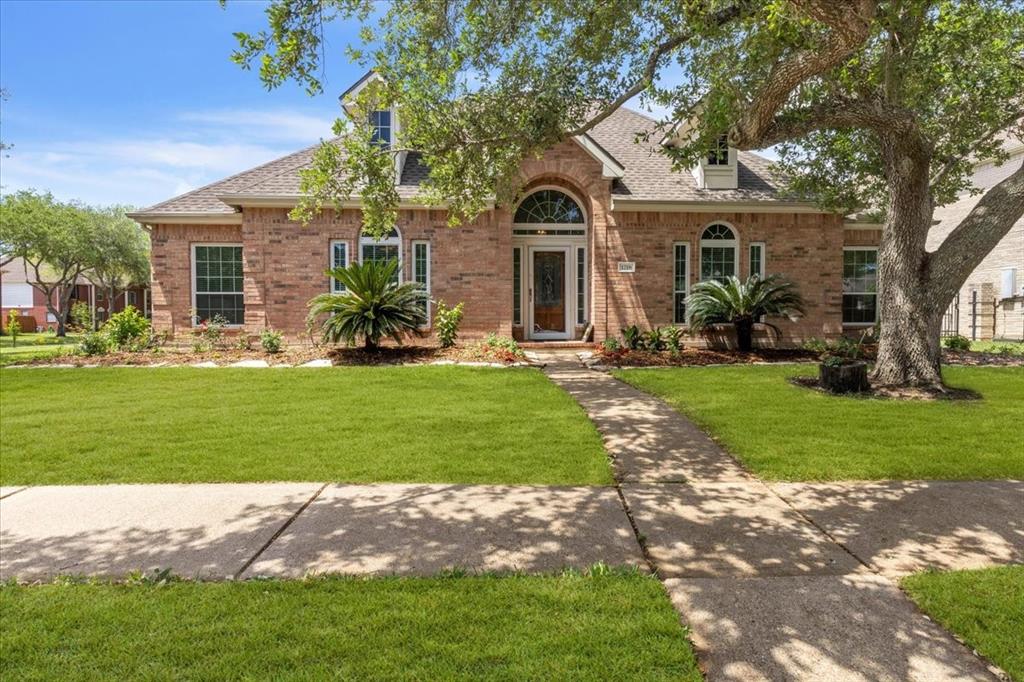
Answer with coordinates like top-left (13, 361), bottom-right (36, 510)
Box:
top-left (135, 108), bottom-right (788, 217)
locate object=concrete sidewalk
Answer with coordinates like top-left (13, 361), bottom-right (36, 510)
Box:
top-left (0, 483), bottom-right (643, 581)
top-left (540, 353), bottom-right (1013, 682)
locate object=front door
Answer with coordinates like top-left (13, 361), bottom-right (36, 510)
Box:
top-left (530, 247), bottom-right (570, 340)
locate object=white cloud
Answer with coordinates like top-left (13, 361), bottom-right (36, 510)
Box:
top-left (179, 108), bottom-right (337, 144)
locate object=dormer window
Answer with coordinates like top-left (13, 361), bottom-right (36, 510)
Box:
top-left (369, 110), bottom-right (391, 147)
top-left (707, 134), bottom-right (729, 165)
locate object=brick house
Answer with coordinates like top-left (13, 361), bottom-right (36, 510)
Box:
top-left (129, 74), bottom-right (883, 345)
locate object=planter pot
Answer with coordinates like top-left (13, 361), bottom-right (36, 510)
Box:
top-left (819, 361), bottom-right (869, 394)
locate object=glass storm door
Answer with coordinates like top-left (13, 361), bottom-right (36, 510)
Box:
top-left (531, 249), bottom-right (569, 338)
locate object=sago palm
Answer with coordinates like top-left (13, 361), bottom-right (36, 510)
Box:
top-left (307, 259), bottom-right (428, 350)
top-left (686, 275), bottom-right (805, 352)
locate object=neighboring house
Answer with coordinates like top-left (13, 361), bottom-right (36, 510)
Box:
top-left (928, 136), bottom-right (1023, 342)
top-left (130, 72), bottom-right (883, 345)
top-left (0, 257), bottom-right (150, 332)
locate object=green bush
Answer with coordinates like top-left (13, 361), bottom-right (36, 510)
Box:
top-left (103, 306), bottom-right (150, 349)
top-left (803, 335), bottom-right (867, 366)
top-left (601, 337), bottom-right (622, 354)
top-left (70, 301), bottom-right (94, 332)
top-left (642, 328), bottom-right (666, 351)
top-left (474, 333), bottom-right (524, 362)
top-left (687, 275), bottom-right (805, 352)
top-left (260, 328), bottom-right (285, 353)
top-left (621, 325), bottom-right (642, 350)
top-left (943, 335), bottom-right (971, 351)
top-left (307, 260), bottom-right (428, 350)
top-left (78, 331), bottom-right (109, 356)
top-left (435, 299), bottom-right (465, 348)
top-left (662, 326), bottom-right (684, 353)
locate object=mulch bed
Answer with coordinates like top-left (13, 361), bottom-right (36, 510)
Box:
top-left (941, 350), bottom-right (1024, 367)
top-left (788, 375), bottom-right (983, 401)
top-left (6, 344), bottom-right (527, 368)
top-left (593, 347), bottom-right (819, 367)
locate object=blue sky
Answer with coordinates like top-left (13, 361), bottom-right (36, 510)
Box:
top-left (0, 0), bottom-right (682, 209)
top-left (0, 0), bottom-right (368, 208)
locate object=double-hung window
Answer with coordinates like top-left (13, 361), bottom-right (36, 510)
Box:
top-left (193, 244), bottom-right (244, 325)
top-left (360, 228), bottom-right (401, 284)
top-left (369, 110), bottom-right (391, 148)
top-left (330, 240), bottom-right (349, 293)
top-left (673, 243), bottom-right (689, 324)
top-left (842, 248), bottom-right (878, 324)
top-left (412, 240), bottom-right (430, 323)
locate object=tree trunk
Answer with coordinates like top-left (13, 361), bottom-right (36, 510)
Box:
top-left (734, 317), bottom-right (754, 353)
top-left (869, 134), bottom-right (946, 389)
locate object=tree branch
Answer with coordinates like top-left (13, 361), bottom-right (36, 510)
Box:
top-left (729, 0), bottom-right (876, 149)
top-left (928, 160), bottom-right (1024, 301)
top-left (565, 1), bottom-right (753, 138)
top-left (929, 109), bottom-right (1024, 191)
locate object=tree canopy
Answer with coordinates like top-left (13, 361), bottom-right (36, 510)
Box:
top-left (231, 0), bottom-right (1024, 235)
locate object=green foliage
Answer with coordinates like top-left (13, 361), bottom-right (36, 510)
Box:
top-left (78, 331), bottom-right (110, 357)
top-left (102, 306), bottom-right (150, 350)
top-left (69, 301), bottom-right (94, 332)
top-left (307, 260), bottom-right (427, 349)
top-left (193, 314), bottom-right (231, 352)
top-left (662, 326), bottom-right (684, 353)
top-left (6, 310), bottom-right (21, 346)
top-left (434, 299), bottom-right (465, 348)
top-left (642, 328), bottom-right (666, 352)
top-left (621, 325), bottom-right (642, 351)
top-left (474, 333), bottom-right (524, 362)
top-left (688, 275), bottom-right (805, 330)
top-left (260, 328), bottom-right (285, 354)
top-left (942, 334), bottom-right (971, 351)
top-left (601, 337), bottom-right (622, 354)
top-left (803, 335), bottom-right (869, 366)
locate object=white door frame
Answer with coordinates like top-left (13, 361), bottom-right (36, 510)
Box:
top-left (526, 245), bottom-right (573, 341)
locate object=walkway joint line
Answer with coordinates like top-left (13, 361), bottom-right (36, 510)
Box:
top-left (0, 487), bottom-right (28, 500)
top-left (233, 482), bottom-right (328, 580)
top-left (613, 482), bottom-right (660, 575)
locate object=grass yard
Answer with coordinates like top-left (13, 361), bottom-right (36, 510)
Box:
top-left (902, 566), bottom-right (1024, 680)
top-left (0, 573), bottom-right (700, 681)
top-left (0, 333), bottom-right (78, 366)
top-left (969, 340), bottom-right (1024, 355)
top-left (614, 365), bottom-right (1024, 480)
top-left (0, 366), bottom-right (611, 486)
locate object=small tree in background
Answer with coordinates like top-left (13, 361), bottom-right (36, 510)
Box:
top-left (7, 309), bottom-right (21, 346)
top-left (84, 206), bottom-right (149, 324)
top-left (687, 275), bottom-right (806, 353)
top-left (307, 260), bottom-right (427, 350)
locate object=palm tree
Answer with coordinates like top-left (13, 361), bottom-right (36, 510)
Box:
top-left (686, 275), bottom-right (806, 352)
top-left (307, 259), bottom-right (427, 350)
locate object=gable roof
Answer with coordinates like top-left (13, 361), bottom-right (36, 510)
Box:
top-left (130, 107), bottom-right (795, 223)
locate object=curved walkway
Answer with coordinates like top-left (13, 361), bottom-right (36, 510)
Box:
top-left (537, 350), bottom-right (1016, 682)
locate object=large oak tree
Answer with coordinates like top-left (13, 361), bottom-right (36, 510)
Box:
top-left (231, 0), bottom-right (1024, 389)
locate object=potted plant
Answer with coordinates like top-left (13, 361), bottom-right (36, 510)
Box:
top-left (808, 336), bottom-right (870, 394)
top-left (686, 275), bottom-right (806, 353)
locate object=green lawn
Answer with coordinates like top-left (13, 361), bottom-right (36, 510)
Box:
top-left (902, 566), bottom-right (1024, 680)
top-left (0, 332), bottom-right (78, 365)
top-left (614, 365), bottom-right (1024, 480)
top-left (969, 340), bottom-right (1024, 355)
top-left (0, 573), bottom-right (699, 681)
top-left (0, 367), bottom-right (611, 486)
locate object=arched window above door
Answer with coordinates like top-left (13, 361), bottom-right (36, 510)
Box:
top-left (700, 223), bottom-right (738, 282)
top-left (514, 189), bottom-right (585, 225)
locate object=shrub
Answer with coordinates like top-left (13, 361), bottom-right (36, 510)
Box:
top-left (78, 331), bottom-right (109, 356)
top-left (943, 334), bottom-right (971, 351)
top-left (642, 328), bottom-right (666, 351)
top-left (601, 337), bottom-right (621, 354)
top-left (687, 275), bottom-right (806, 352)
top-left (103, 306), bottom-right (151, 349)
top-left (6, 310), bottom-right (21, 346)
top-left (70, 301), bottom-right (94, 332)
top-left (621, 325), bottom-right (642, 350)
top-left (475, 332), bottom-right (524, 362)
top-left (435, 299), bottom-right (465, 348)
top-left (662, 326), bottom-right (684, 353)
top-left (803, 335), bottom-right (867, 366)
top-left (307, 260), bottom-right (427, 350)
top-left (260, 328), bottom-right (285, 353)
top-left (236, 335), bottom-right (253, 351)
top-left (193, 314), bottom-right (230, 351)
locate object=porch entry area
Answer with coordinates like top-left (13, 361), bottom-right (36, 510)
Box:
top-left (511, 188), bottom-right (589, 341)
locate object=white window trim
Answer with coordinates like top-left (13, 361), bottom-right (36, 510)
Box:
top-left (842, 246), bottom-right (879, 326)
top-left (673, 241), bottom-right (690, 325)
top-left (699, 222), bottom-right (739, 282)
top-left (329, 239), bottom-right (350, 293)
top-left (575, 245), bottom-right (588, 326)
top-left (412, 240), bottom-right (431, 327)
top-left (191, 242), bottom-right (245, 328)
top-left (749, 241), bottom-right (766, 279)
top-left (512, 186), bottom-right (590, 229)
top-left (359, 227), bottom-right (403, 282)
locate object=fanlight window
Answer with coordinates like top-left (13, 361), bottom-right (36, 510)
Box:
top-left (702, 223), bottom-right (736, 241)
top-left (514, 190), bottom-right (584, 224)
